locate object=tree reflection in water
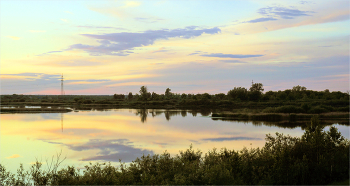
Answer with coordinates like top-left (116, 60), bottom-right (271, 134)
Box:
top-left (134, 109), bottom-right (210, 122)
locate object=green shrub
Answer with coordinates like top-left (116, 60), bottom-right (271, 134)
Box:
top-left (275, 105), bottom-right (303, 113)
top-left (309, 106), bottom-right (328, 114)
top-left (262, 107), bottom-right (275, 113)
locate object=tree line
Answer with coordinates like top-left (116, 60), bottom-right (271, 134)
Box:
top-left (111, 84), bottom-right (348, 102)
top-left (1, 83), bottom-right (349, 111)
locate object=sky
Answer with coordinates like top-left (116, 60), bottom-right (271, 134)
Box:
top-left (1, 0), bottom-right (349, 95)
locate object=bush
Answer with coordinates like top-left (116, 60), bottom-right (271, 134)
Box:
top-left (262, 107), bottom-right (275, 113)
top-left (309, 106), bottom-right (328, 114)
top-left (275, 105), bottom-right (303, 113)
top-left (83, 100), bottom-right (92, 104)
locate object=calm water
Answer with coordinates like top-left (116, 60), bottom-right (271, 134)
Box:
top-left (1, 109), bottom-right (349, 173)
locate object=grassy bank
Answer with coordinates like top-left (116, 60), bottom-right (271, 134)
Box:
top-left (1, 117), bottom-right (349, 185)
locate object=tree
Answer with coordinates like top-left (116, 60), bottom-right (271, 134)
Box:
top-left (151, 92), bottom-right (159, 100)
top-left (214, 93), bottom-right (226, 100)
top-left (128, 92), bottom-right (133, 100)
top-left (249, 83), bottom-right (264, 92)
top-left (113, 94), bottom-right (125, 100)
top-left (140, 86), bottom-right (148, 96)
top-left (292, 85), bottom-right (307, 92)
top-left (139, 86), bottom-right (150, 100)
top-left (165, 88), bottom-right (172, 97)
top-left (227, 87), bottom-right (248, 101)
top-left (249, 83), bottom-right (264, 101)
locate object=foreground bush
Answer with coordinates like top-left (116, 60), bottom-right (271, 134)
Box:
top-left (1, 117), bottom-right (349, 185)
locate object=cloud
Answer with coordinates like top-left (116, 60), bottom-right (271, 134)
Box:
top-left (53, 60), bottom-right (103, 67)
top-left (0, 73), bottom-right (58, 80)
top-left (36, 51), bottom-right (63, 56)
top-left (202, 136), bottom-right (262, 142)
top-left (201, 53), bottom-right (264, 58)
top-left (258, 6), bottom-right (315, 19)
top-left (188, 52), bottom-right (200, 56)
top-left (152, 47), bottom-right (168, 53)
top-left (218, 60), bottom-right (247, 63)
top-left (66, 79), bottom-right (110, 85)
top-left (299, 1), bottom-right (314, 5)
top-left (245, 17), bottom-right (278, 23)
top-left (64, 139), bottom-right (153, 162)
top-left (64, 11), bottom-right (73, 14)
top-left (61, 19), bottom-right (68, 22)
top-left (76, 25), bottom-right (126, 30)
top-left (6, 36), bottom-right (20, 40)
top-left (134, 17), bottom-right (165, 23)
top-left (67, 26), bottom-right (221, 56)
top-left (6, 154), bottom-right (21, 159)
top-left (188, 50), bottom-right (207, 56)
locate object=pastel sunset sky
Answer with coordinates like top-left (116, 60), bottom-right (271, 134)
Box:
top-left (1, 0), bottom-right (349, 95)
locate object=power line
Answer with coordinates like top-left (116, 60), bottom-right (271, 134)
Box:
top-left (61, 74), bottom-right (64, 95)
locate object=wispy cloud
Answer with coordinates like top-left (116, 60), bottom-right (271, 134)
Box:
top-left (188, 51), bottom-right (206, 56)
top-left (61, 19), bottom-right (68, 22)
top-left (202, 136), bottom-right (262, 142)
top-left (218, 60), bottom-right (247, 63)
top-left (76, 25), bottom-right (126, 30)
top-left (258, 6), bottom-right (315, 19)
top-left (6, 154), bottom-right (21, 159)
top-left (245, 17), bottom-right (278, 23)
top-left (152, 47), bottom-right (168, 53)
top-left (36, 51), bottom-right (63, 56)
top-left (244, 5), bottom-right (315, 24)
top-left (64, 11), bottom-right (73, 14)
top-left (66, 79), bottom-right (110, 85)
top-left (299, 1), bottom-right (314, 5)
top-left (67, 26), bottom-right (221, 56)
top-left (6, 36), bottom-right (20, 40)
top-left (201, 53), bottom-right (263, 58)
top-left (134, 17), bottom-right (165, 23)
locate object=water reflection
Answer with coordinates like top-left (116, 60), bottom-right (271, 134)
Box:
top-left (1, 109), bottom-right (348, 174)
top-left (61, 113), bottom-right (63, 132)
top-left (134, 109), bottom-right (209, 123)
top-left (212, 118), bottom-right (349, 129)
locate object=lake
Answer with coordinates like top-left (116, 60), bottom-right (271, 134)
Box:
top-left (1, 108), bottom-right (349, 173)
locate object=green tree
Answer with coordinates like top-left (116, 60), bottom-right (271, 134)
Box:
top-left (292, 85), bottom-right (307, 92)
top-left (128, 92), bottom-right (133, 100)
top-left (249, 83), bottom-right (264, 92)
top-left (151, 92), bottom-right (159, 100)
top-left (227, 87), bottom-right (248, 101)
top-left (139, 86), bottom-right (150, 100)
top-left (214, 93), bottom-right (226, 100)
top-left (249, 83), bottom-right (264, 101)
top-left (165, 88), bottom-right (172, 97)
